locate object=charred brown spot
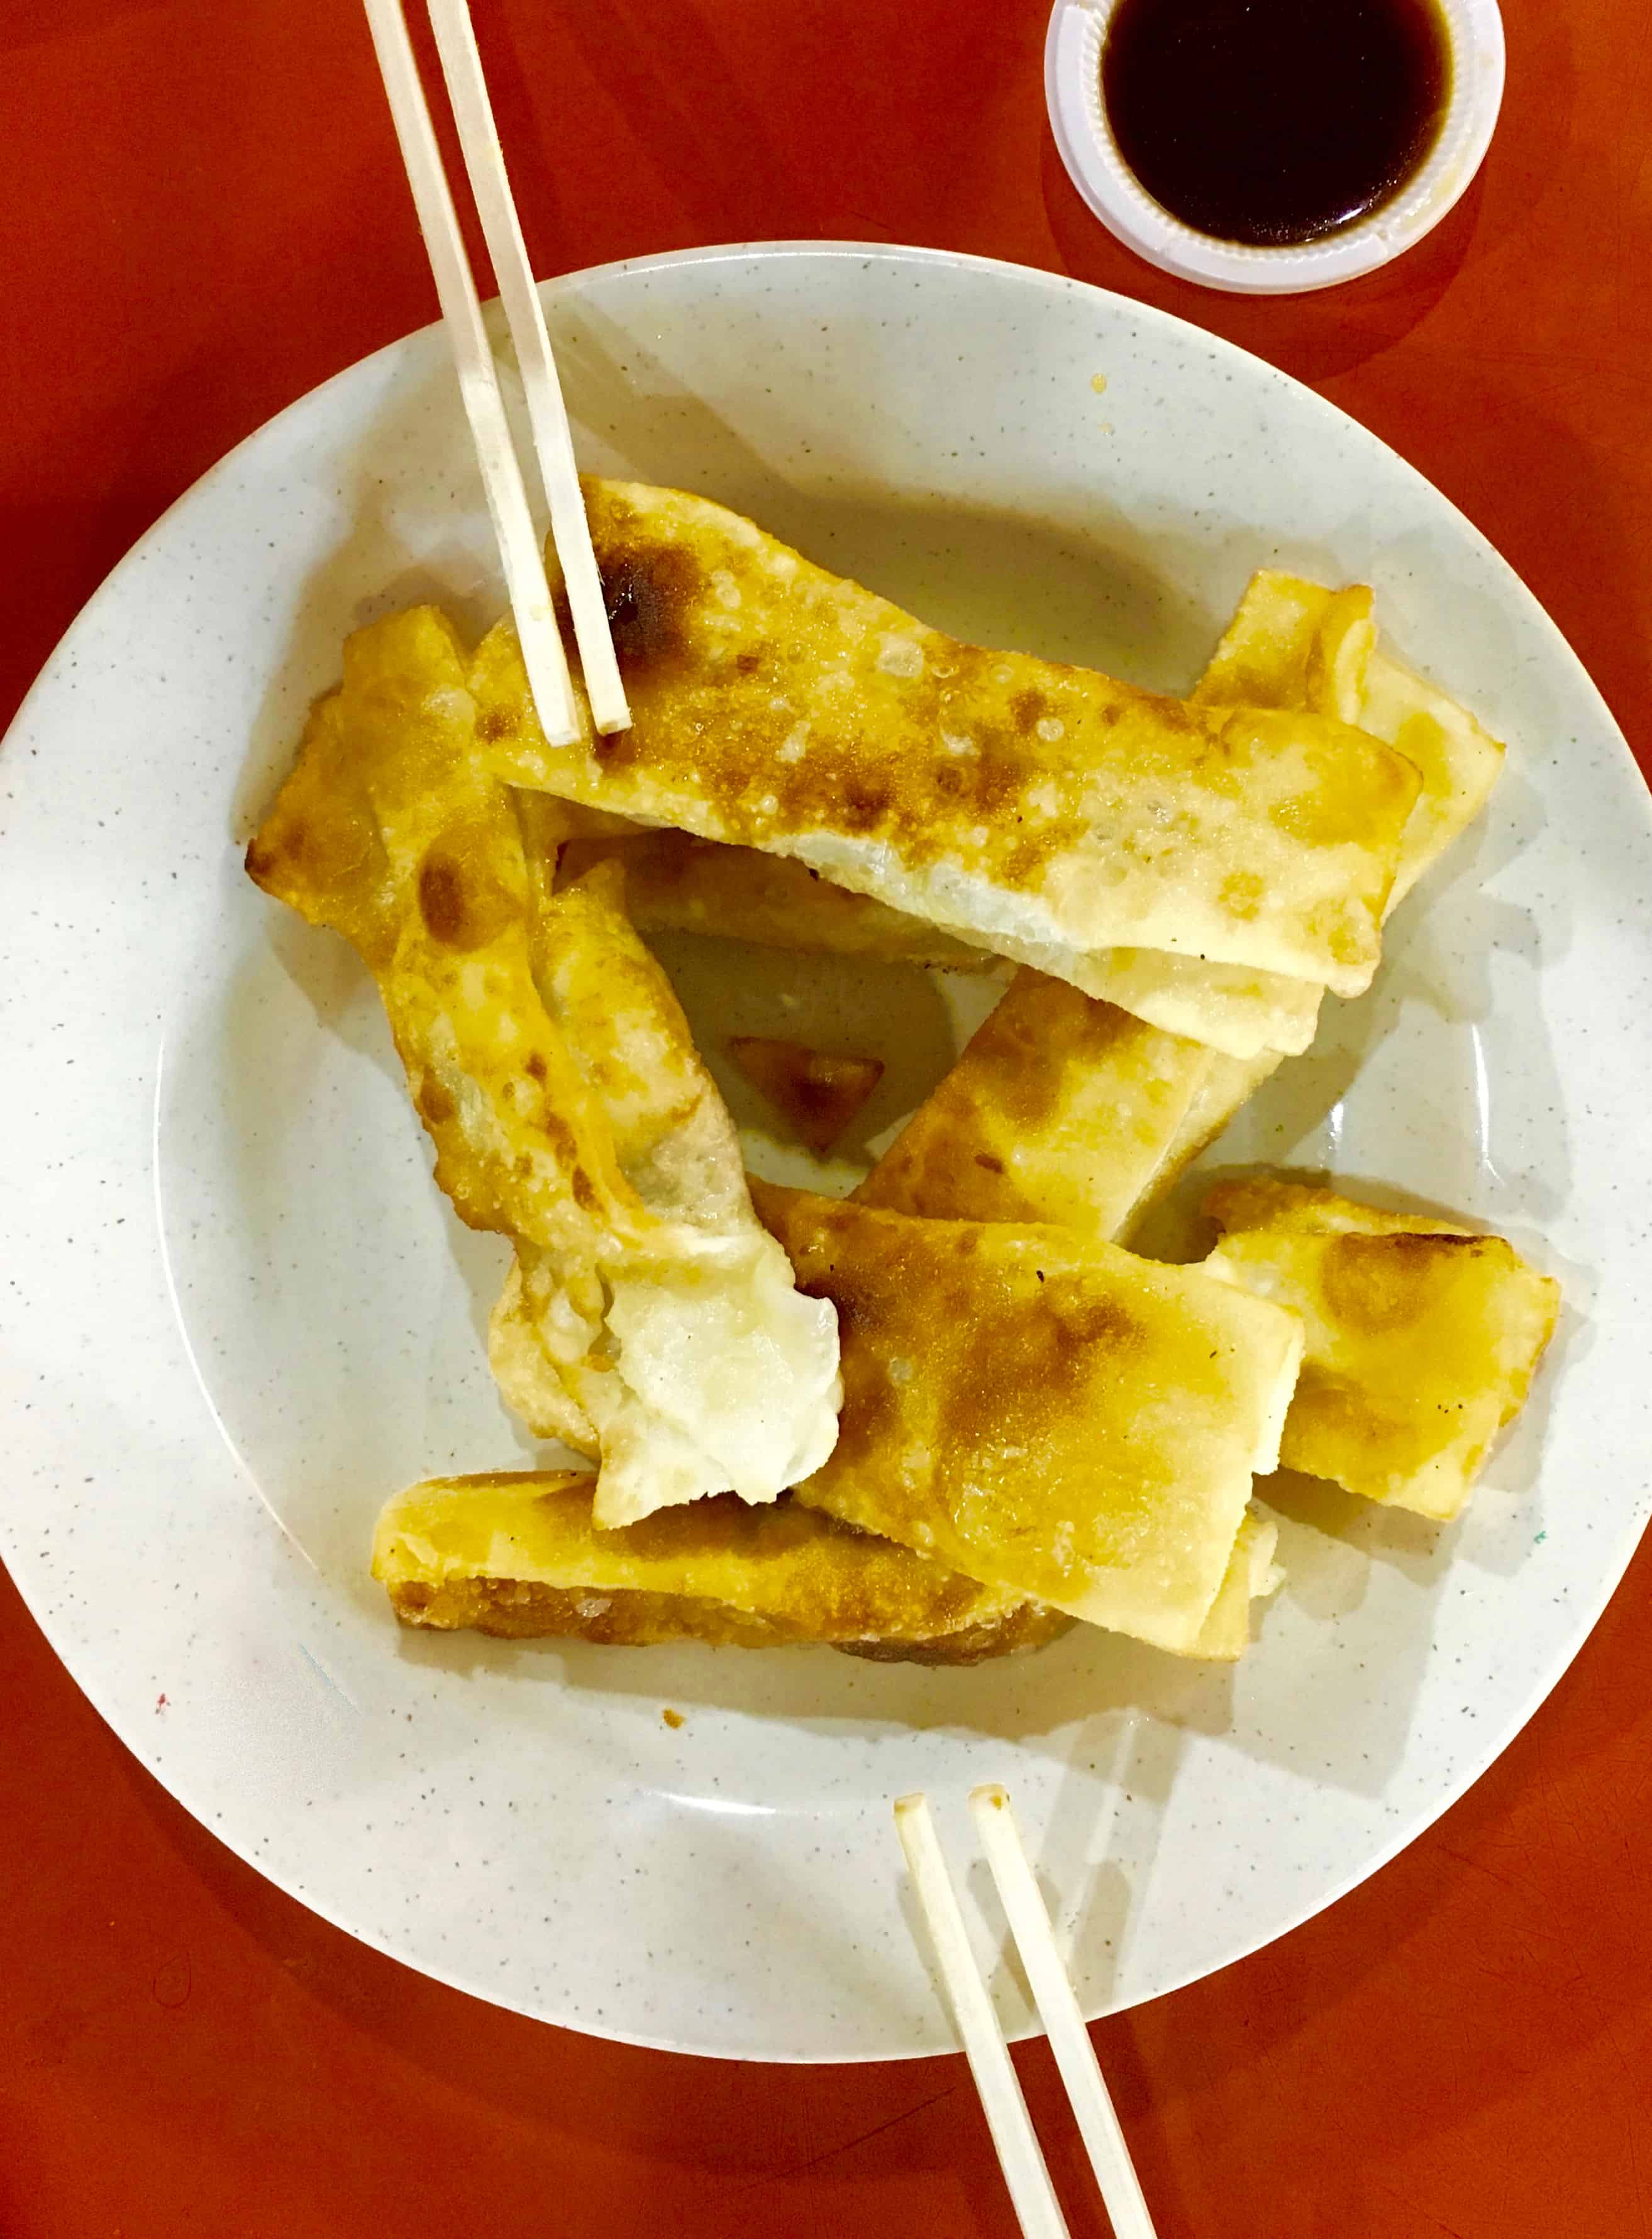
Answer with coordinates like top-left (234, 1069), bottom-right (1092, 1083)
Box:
top-left (417, 1076), bottom-right (457, 1126)
top-left (417, 854), bottom-right (467, 944)
top-left (840, 782), bottom-right (894, 833)
top-left (735, 650), bottom-right (761, 675)
top-left (541, 1109), bottom-right (580, 1167)
top-left (937, 1275), bottom-right (1143, 1458)
top-left (974, 1153), bottom-right (1006, 1174)
top-left (1010, 687), bottom-right (1047, 735)
top-left (597, 538), bottom-right (702, 681)
top-left (416, 833), bottom-right (519, 952)
top-left (591, 725), bottom-right (641, 769)
top-left (1320, 1231), bottom-right (1483, 1335)
top-left (476, 706), bottom-right (518, 743)
top-left (524, 1052), bottom-right (548, 1082)
top-left (999, 839), bottom-right (1048, 887)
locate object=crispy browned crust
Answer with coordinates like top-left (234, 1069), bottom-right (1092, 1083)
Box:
top-left (752, 1183), bottom-right (1303, 1651)
top-left (387, 1573), bottom-right (1070, 1664)
top-left (1203, 1176), bottom-right (1561, 1518)
top-left (729, 1035), bottom-right (884, 1154)
top-left (375, 1477), bottom-right (1064, 1662)
top-left (558, 831), bottom-right (991, 969)
top-left (470, 481), bottom-right (1421, 997)
top-left (856, 969), bottom-right (1211, 1233)
top-left (389, 1574), bottom-right (807, 1647)
top-left (836, 1603), bottom-right (1075, 1665)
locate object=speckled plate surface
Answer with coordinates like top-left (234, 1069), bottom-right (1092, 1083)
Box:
top-left (4, 243), bottom-right (1650, 2062)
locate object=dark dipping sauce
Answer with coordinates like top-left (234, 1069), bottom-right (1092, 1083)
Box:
top-left (1101, 0), bottom-right (1452, 247)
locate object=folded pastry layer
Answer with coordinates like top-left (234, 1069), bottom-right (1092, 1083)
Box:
top-left (855, 970), bottom-right (1214, 1237)
top-left (472, 480), bottom-right (1421, 997)
top-left (1195, 569), bottom-right (1505, 909)
top-left (373, 1472), bottom-right (1070, 1664)
top-left (755, 1185), bottom-right (1303, 1653)
top-left (1203, 1177), bottom-right (1560, 1520)
top-left (246, 608), bottom-right (840, 1528)
top-left (558, 830), bottom-right (994, 970)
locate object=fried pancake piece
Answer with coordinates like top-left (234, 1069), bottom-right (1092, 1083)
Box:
top-left (557, 826), bottom-right (1314, 1057)
top-left (1195, 570), bottom-right (1505, 908)
top-left (488, 857), bottom-right (844, 1520)
top-left (1189, 1511), bottom-right (1284, 1660)
top-left (1114, 1049), bottom-right (1287, 1240)
top-left (373, 1473), bottom-right (1070, 1664)
top-left (373, 1475), bottom-right (1270, 1664)
top-left (559, 775), bottom-right (1317, 1060)
top-left (855, 970), bottom-right (1214, 1236)
top-left (523, 572), bottom-right (1400, 1061)
top-left (1196, 577), bottom-right (1377, 720)
top-left (245, 609), bottom-right (840, 1528)
top-left (1202, 1177), bottom-right (1560, 1520)
top-left (853, 582), bottom-right (1500, 1245)
top-left (470, 480), bottom-right (1420, 997)
top-left (853, 969), bottom-right (1279, 1247)
top-left (995, 940), bottom-right (1322, 1060)
top-left (753, 1186), bottom-right (1303, 1653)
top-left (728, 1036), bottom-right (885, 1154)
top-left (555, 787), bottom-right (1317, 1062)
top-left (557, 830), bottom-right (994, 970)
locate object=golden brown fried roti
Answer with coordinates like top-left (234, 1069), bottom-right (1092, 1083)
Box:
top-left (1195, 570), bottom-right (1504, 909)
top-left (373, 1474), bottom-right (1069, 1664)
top-left (1186, 1511), bottom-right (1283, 1660)
top-left (519, 552), bottom-right (1502, 1061)
top-left (1002, 942), bottom-right (1322, 1060)
top-left (558, 830), bottom-right (993, 970)
top-left (246, 613), bottom-right (632, 1258)
top-left (1203, 1177), bottom-right (1560, 1520)
top-left (470, 480), bottom-right (1420, 997)
top-left (752, 1185), bottom-right (1303, 1654)
top-left (562, 831), bottom-right (1318, 1058)
top-left (246, 609), bottom-right (840, 1527)
top-left (1114, 1049), bottom-right (1287, 1242)
top-left (855, 971), bottom-right (1214, 1236)
top-left (854, 577), bottom-right (1504, 1244)
top-left (728, 1036), bottom-right (885, 1155)
top-left (853, 971), bottom-right (1281, 1249)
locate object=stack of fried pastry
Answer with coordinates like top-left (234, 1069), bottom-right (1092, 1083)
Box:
top-left (249, 484), bottom-right (1558, 1670)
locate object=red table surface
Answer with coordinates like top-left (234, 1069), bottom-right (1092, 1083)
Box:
top-left (4, 4), bottom-right (1649, 2235)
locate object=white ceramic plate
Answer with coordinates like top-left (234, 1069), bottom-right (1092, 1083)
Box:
top-left (4, 244), bottom-right (1649, 2063)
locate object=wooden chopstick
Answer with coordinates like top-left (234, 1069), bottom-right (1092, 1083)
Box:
top-left (894, 1794), bottom-right (1071, 2239)
top-left (360, 0), bottom-right (582, 747)
top-left (895, 1788), bottom-right (1160, 2239)
top-left (970, 1785), bottom-right (1160, 2239)
top-left (424, 0), bottom-right (630, 736)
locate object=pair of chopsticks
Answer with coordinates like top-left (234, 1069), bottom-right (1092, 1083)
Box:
top-left (896, 1787), bottom-right (1158, 2239)
top-left (362, 0), bottom-right (628, 746)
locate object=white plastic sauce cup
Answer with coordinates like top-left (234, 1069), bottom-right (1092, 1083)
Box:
top-left (1045, 0), bottom-right (1505, 294)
